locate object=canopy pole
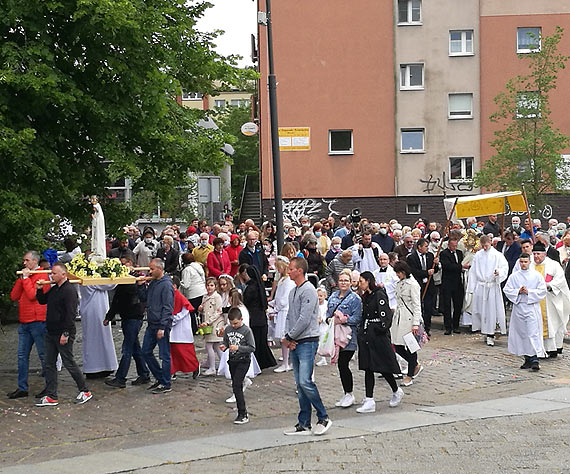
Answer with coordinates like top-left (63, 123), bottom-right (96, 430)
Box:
top-left (422, 197), bottom-right (459, 301)
top-left (501, 198), bottom-right (506, 239)
top-left (522, 187), bottom-right (535, 241)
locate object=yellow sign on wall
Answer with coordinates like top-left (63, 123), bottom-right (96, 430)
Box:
top-left (278, 127), bottom-right (310, 151)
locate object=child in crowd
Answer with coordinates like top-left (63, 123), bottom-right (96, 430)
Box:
top-left (316, 286), bottom-right (329, 367)
top-left (198, 277), bottom-right (224, 376)
top-left (220, 307), bottom-right (256, 425)
top-left (170, 277), bottom-right (199, 380)
top-left (218, 274), bottom-right (235, 315)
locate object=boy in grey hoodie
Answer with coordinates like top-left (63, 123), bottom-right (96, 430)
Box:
top-left (221, 307), bottom-right (256, 424)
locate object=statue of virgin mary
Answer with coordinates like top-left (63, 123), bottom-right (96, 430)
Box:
top-left (90, 196), bottom-right (107, 261)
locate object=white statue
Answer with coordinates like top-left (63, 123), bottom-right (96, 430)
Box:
top-left (90, 196), bottom-right (106, 261)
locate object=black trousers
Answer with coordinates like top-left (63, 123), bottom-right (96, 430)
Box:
top-left (229, 359), bottom-right (249, 416)
top-left (338, 349), bottom-right (355, 393)
top-left (394, 345), bottom-right (417, 378)
top-left (43, 333), bottom-right (88, 399)
top-left (364, 369), bottom-right (398, 397)
top-left (421, 291), bottom-right (434, 333)
top-left (441, 284), bottom-right (464, 331)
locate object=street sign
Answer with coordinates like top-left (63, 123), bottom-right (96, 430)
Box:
top-left (241, 122), bottom-right (259, 136)
top-left (197, 177), bottom-right (221, 203)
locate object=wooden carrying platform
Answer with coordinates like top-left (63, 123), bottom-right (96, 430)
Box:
top-left (67, 273), bottom-right (138, 286)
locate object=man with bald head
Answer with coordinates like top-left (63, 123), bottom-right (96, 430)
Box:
top-left (238, 230), bottom-right (269, 278)
top-left (8, 251), bottom-right (49, 399)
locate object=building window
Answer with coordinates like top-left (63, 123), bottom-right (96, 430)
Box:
top-left (449, 30), bottom-right (474, 56)
top-left (398, 0), bottom-right (421, 25)
top-left (517, 27), bottom-right (541, 53)
top-left (449, 157), bottom-right (474, 182)
top-left (230, 99), bottom-right (250, 107)
top-left (400, 128), bottom-right (424, 153)
top-left (182, 91), bottom-right (203, 100)
top-left (406, 203), bottom-right (421, 215)
top-left (329, 130), bottom-right (353, 155)
top-left (516, 91), bottom-right (540, 119)
top-left (559, 155), bottom-right (570, 190)
top-left (214, 99), bottom-right (226, 108)
top-left (400, 64), bottom-right (424, 90)
top-left (448, 93), bottom-right (473, 119)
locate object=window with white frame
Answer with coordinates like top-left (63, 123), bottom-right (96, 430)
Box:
top-left (182, 91), bottom-right (203, 100)
top-left (448, 93), bottom-right (473, 119)
top-left (406, 203), bottom-right (421, 215)
top-left (516, 91), bottom-right (540, 119)
top-left (401, 128), bottom-right (424, 153)
top-left (398, 0), bottom-right (421, 25)
top-left (559, 155), bottom-right (570, 190)
top-left (449, 157), bottom-right (474, 182)
top-left (214, 99), bottom-right (226, 108)
top-left (230, 99), bottom-right (250, 107)
top-left (449, 30), bottom-right (474, 56)
top-left (329, 130), bottom-right (353, 155)
top-left (400, 64), bottom-right (424, 90)
top-left (517, 27), bottom-right (541, 53)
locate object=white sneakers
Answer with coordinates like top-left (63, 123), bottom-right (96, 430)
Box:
top-left (243, 377), bottom-right (252, 391)
top-left (335, 392), bottom-right (355, 408)
top-left (486, 336), bottom-right (495, 346)
top-left (274, 365), bottom-right (291, 373)
top-left (356, 397), bottom-right (376, 413)
top-left (316, 357), bottom-right (328, 367)
top-left (389, 388), bottom-right (404, 407)
top-left (203, 368), bottom-right (216, 376)
top-left (225, 394), bottom-right (236, 403)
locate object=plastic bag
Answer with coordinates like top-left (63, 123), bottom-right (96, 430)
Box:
top-left (317, 318), bottom-right (335, 357)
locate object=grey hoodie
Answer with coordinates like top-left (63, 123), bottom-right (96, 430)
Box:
top-left (285, 280), bottom-right (320, 342)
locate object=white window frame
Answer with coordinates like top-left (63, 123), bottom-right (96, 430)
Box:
top-left (400, 128), bottom-right (425, 154)
top-left (328, 129), bottom-right (354, 155)
top-left (517, 27), bottom-right (541, 54)
top-left (397, 0), bottom-right (422, 26)
top-left (400, 63), bottom-right (424, 90)
top-left (182, 91), bottom-right (203, 100)
top-left (449, 30), bottom-right (474, 56)
top-left (559, 155), bottom-right (570, 191)
top-left (214, 99), bottom-right (226, 108)
top-left (406, 203), bottom-right (421, 215)
top-left (449, 157), bottom-right (474, 183)
top-left (448, 93), bottom-right (473, 120)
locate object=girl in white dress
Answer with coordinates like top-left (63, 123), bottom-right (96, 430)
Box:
top-left (316, 287), bottom-right (329, 367)
top-left (272, 256), bottom-right (296, 373)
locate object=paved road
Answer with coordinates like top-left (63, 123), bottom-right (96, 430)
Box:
top-left (1, 317), bottom-right (570, 471)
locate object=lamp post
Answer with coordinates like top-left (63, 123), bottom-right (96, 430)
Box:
top-left (262, 0), bottom-right (284, 251)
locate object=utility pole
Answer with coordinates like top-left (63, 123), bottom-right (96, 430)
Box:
top-left (261, 0), bottom-right (284, 251)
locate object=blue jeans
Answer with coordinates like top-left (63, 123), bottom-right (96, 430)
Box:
top-left (290, 340), bottom-right (328, 428)
top-left (115, 319), bottom-right (149, 382)
top-left (142, 326), bottom-right (171, 387)
top-left (18, 321), bottom-right (46, 391)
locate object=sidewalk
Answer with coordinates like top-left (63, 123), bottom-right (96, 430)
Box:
top-left (2, 387), bottom-right (570, 474)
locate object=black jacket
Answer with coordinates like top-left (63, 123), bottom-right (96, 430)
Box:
top-left (238, 247), bottom-right (269, 276)
top-left (372, 233), bottom-right (395, 253)
top-left (106, 283), bottom-right (144, 321)
top-left (440, 248), bottom-right (464, 287)
top-left (407, 251), bottom-right (439, 294)
top-left (547, 246), bottom-right (561, 265)
top-left (36, 280), bottom-right (78, 336)
top-left (156, 247), bottom-right (180, 275)
top-left (495, 241), bottom-right (522, 273)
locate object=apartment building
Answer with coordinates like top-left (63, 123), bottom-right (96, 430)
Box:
top-left (257, 0), bottom-right (570, 224)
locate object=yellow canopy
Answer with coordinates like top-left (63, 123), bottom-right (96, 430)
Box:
top-left (444, 191), bottom-right (527, 220)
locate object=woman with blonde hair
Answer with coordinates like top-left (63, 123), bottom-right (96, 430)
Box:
top-left (271, 256), bottom-right (296, 372)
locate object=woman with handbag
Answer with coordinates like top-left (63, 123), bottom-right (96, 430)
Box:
top-left (391, 262), bottom-right (424, 387)
top-left (356, 271), bottom-right (404, 413)
top-left (326, 268), bottom-right (362, 408)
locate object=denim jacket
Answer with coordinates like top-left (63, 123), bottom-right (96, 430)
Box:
top-left (326, 289), bottom-right (362, 351)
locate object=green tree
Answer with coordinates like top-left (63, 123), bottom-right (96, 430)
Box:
top-left (0, 0), bottom-right (254, 314)
top-left (214, 104), bottom-right (260, 211)
top-left (474, 27), bottom-right (570, 210)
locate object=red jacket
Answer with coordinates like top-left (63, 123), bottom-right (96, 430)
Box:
top-left (206, 249), bottom-right (231, 278)
top-left (10, 273), bottom-right (49, 323)
top-left (225, 243), bottom-right (242, 277)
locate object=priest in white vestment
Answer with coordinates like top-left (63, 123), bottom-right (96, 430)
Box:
top-left (532, 243), bottom-right (570, 358)
top-left (79, 284), bottom-right (119, 376)
top-left (504, 253), bottom-right (547, 370)
top-left (373, 253), bottom-right (398, 309)
top-left (467, 235), bottom-right (509, 346)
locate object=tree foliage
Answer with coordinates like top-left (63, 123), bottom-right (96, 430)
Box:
top-left (474, 27), bottom-right (570, 210)
top-left (0, 0), bottom-right (255, 313)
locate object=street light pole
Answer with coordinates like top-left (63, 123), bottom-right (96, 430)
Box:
top-left (264, 0), bottom-right (284, 251)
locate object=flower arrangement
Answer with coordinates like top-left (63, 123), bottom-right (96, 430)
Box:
top-left (66, 254), bottom-right (130, 279)
top-left (462, 229), bottom-right (481, 252)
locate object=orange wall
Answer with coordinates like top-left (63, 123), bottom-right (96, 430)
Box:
top-left (258, 0), bottom-right (395, 200)
top-left (480, 15), bottom-right (570, 167)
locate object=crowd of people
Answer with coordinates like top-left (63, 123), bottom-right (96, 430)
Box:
top-left (8, 211), bottom-right (570, 432)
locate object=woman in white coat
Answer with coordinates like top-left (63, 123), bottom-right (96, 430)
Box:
top-left (179, 253), bottom-right (206, 334)
top-left (391, 261), bottom-right (423, 387)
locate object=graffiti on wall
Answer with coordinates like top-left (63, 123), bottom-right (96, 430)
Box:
top-left (419, 173), bottom-right (474, 194)
top-left (505, 203), bottom-right (553, 220)
top-left (280, 198), bottom-right (340, 224)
